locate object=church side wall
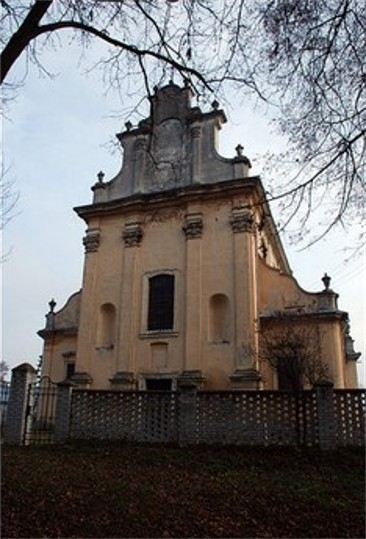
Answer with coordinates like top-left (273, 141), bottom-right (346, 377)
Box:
top-left (258, 259), bottom-right (351, 389)
top-left (42, 334), bottom-right (78, 383)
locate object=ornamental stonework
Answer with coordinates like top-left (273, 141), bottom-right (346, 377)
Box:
top-left (83, 229), bottom-right (101, 253)
top-left (229, 208), bottom-right (254, 233)
top-left (182, 213), bottom-right (203, 239)
top-left (144, 208), bottom-right (185, 224)
top-left (122, 222), bottom-right (143, 247)
top-left (191, 125), bottom-right (202, 139)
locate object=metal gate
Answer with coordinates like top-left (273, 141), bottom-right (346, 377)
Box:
top-left (24, 377), bottom-right (58, 444)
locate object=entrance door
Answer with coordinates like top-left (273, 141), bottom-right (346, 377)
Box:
top-left (145, 378), bottom-right (172, 391)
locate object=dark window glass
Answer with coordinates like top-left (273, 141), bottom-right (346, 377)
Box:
top-left (145, 378), bottom-right (172, 391)
top-left (66, 362), bottom-right (75, 380)
top-left (148, 274), bottom-right (175, 331)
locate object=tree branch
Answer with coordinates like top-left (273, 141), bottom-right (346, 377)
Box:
top-left (2, 14), bottom-right (213, 91)
top-left (1, 0), bottom-right (53, 84)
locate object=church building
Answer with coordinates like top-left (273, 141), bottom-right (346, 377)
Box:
top-left (38, 83), bottom-right (360, 391)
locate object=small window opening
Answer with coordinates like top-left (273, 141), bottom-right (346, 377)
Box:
top-left (145, 378), bottom-right (172, 391)
top-left (65, 362), bottom-right (75, 380)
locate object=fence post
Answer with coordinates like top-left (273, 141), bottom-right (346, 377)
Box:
top-left (54, 381), bottom-right (74, 443)
top-left (178, 384), bottom-right (198, 446)
top-left (315, 381), bottom-right (336, 450)
top-left (3, 363), bottom-right (37, 445)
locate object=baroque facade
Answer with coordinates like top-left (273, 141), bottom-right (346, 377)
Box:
top-left (38, 83), bottom-right (360, 390)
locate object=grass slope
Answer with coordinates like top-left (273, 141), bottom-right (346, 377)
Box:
top-left (2, 444), bottom-right (365, 538)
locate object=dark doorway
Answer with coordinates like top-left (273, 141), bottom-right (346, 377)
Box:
top-left (145, 378), bottom-right (172, 391)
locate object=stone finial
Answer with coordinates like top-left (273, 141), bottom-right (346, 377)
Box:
top-left (233, 144), bottom-right (252, 171)
top-left (125, 121), bottom-right (132, 132)
top-left (48, 298), bottom-right (56, 313)
top-left (235, 144), bottom-right (244, 157)
top-left (211, 100), bottom-right (219, 110)
top-left (46, 299), bottom-right (57, 330)
top-left (322, 273), bottom-right (331, 291)
top-left (97, 171), bottom-right (105, 183)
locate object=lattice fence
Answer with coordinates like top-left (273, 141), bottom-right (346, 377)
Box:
top-left (6, 364), bottom-right (364, 447)
top-left (70, 390), bottom-right (178, 442)
top-left (333, 390), bottom-right (366, 446)
top-left (67, 387), bottom-right (365, 447)
top-left (195, 391), bottom-right (318, 446)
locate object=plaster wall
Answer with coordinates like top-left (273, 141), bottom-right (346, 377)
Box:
top-left (74, 194), bottom-right (259, 389)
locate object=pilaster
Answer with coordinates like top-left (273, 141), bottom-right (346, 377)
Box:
top-left (191, 123), bottom-right (202, 184)
top-left (230, 207), bottom-right (260, 384)
top-left (183, 212), bottom-right (203, 372)
top-left (75, 226), bottom-right (100, 375)
top-left (117, 223), bottom-right (142, 376)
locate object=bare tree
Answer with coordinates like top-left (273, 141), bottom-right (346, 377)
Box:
top-left (1, 1), bottom-right (365, 246)
top-left (1, 170), bottom-right (19, 231)
top-left (260, 322), bottom-right (329, 393)
top-left (259, 321), bottom-right (330, 445)
top-left (249, 0), bottom-right (366, 247)
top-left (1, 164), bottom-right (19, 261)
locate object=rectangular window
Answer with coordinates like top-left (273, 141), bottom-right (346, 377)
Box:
top-left (145, 378), bottom-right (172, 391)
top-left (148, 274), bottom-right (175, 331)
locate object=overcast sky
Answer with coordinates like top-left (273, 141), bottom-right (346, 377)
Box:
top-left (2, 37), bottom-right (365, 386)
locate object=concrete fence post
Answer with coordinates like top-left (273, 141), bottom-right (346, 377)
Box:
top-left (315, 381), bottom-right (336, 450)
top-left (178, 384), bottom-right (198, 446)
top-left (55, 381), bottom-right (74, 443)
top-left (4, 363), bottom-right (37, 445)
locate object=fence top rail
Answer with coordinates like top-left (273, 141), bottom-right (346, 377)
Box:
top-left (70, 387), bottom-right (366, 396)
top-left (333, 389), bottom-right (366, 395)
top-left (72, 389), bottom-right (179, 396)
top-left (70, 388), bottom-right (321, 397)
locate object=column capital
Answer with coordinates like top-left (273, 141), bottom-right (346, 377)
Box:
top-left (122, 222), bottom-right (143, 247)
top-left (191, 124), bottom-right (202, 139)
top-left (230, 208), bottom-right (255, 233)
top-left (182, 213), bottom-right (203, 239)
top-left (83, 228), bottom-right (100, 253)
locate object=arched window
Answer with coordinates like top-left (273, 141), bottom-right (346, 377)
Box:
top-left (148, 274), bottom-right (175, 331)
top-left (209, 294), bottom-right (230, 343)
top-left (97, 303), bottom-right (116, 347)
